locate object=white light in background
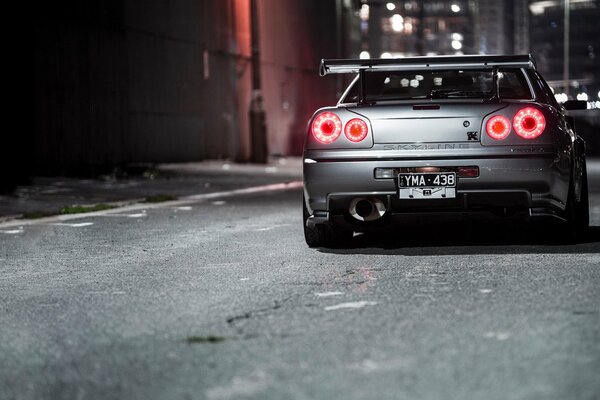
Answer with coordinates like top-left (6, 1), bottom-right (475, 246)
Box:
top-left (451, 4), bottom-right (461, 12)
top-left (391, 14), bottom-right (404, 32)
top-left (360, 4), bottom-right (369, 20)
top-left (598, 90), bottom-right (600, 99)
top-left (576, 92), bottom-right (589, 101)
top-left (386, 2), bottom-right (396, 11)
top-left (451, 40), bottom-right (463, 50)
top-left (359, 51), bottom-right (370, 59)
top-left (555, 92), bottom-right (568, 103)
top-left (380, 52), bottom-right (393, 58)
top-left (451, 33), bottom-right (464, 41)
top-left (410, 79), bottom-right (419, 88)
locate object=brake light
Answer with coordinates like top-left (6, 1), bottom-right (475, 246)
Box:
top-left (513, 107), bottom-right (545, 139)
top-left (311, 112), bottom-right (342, 144)
top-left (344, 118), bottom-right (368, 142)
top-left (486, 115), bottom-right (511, 140)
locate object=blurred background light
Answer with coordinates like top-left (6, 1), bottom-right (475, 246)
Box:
top-left (577, 92), bottom-right (589, 101)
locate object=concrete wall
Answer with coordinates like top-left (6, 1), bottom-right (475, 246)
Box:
top-left (33, 0), bottom-right (341, 174)
top-left (259, 0), bottom-right (339, 156)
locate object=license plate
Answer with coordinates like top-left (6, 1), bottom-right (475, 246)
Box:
top-left (398, 172), bottom-right (456, 188)
top-left (398, 172), bottom-right (456, 199)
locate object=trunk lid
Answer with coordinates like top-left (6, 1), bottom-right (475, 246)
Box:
top-left (349, 103), bottom-right (506, 143)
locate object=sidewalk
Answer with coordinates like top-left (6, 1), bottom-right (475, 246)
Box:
top-left (0, 157), bottom-right (302, 222)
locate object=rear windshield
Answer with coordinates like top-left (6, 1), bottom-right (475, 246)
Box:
top-left (341, 68), bottom-right (532, 103)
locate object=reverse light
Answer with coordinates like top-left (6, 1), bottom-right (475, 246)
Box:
top-left (344, 118), bottom-right (369, 142)
top-left (312, 112), bottom-right (342, 144)
top-left (375, 168), bottom-right (396, 179)
top-left (486, 115), bottom-right (511, 140)
top-left (513, 107), bottom-right (545, 139)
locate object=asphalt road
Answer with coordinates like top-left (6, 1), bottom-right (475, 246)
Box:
top-left (1, 164), bottom-right (599, 400)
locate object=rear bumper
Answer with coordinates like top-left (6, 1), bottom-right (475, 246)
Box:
top-left (303, 150), bottom-right (571, 225)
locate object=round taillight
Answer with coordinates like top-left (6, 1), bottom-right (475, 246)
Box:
top-left (344, 118), bottom-right (368, 142)
top-left (513, 107), bottom-right (545, 139)
top-left (311, 112), bottom-right (342, 144)
top-left (486, 115), bottom-right (511, 140)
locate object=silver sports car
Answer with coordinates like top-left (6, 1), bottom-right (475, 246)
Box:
top-left (302, 54), bottom-right (589, 247)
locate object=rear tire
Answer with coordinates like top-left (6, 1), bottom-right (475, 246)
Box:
top-left (577, 163), bottom-right (590, 235)
top-left (564, 161), bottom-right (589, 241)
top-left (303, 197), bottom-right (352, 247)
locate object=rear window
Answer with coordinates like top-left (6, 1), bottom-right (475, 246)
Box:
top-left (341, 68), bottom-right (532, 103)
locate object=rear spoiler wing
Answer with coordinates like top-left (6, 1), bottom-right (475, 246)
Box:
top-left (319, 54), bottom-right (536, 76)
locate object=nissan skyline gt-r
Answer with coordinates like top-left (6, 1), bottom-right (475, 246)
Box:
top-left (302, 54), bottom-right (589, 247)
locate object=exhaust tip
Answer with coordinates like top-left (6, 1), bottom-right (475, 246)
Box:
top-left (349, 198), bottom-right (386, 222)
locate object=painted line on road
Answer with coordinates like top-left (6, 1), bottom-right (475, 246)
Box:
top-left (52, 222), bottom-right (95, 227)
top-left (314, 292), bottom-right (344, 297)
top-left (324, 301), bottom-right (377, 311)
top-left (0, 228), bottom-right (24, 234)
top-left (0, 181), bottom-right (303, 229)
top-left (484, 331), bottom-right (511, 341)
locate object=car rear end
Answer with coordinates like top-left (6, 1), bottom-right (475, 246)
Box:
top-left (303, 55), bottom-right (584, 246)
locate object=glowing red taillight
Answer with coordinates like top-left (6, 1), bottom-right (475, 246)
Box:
top-left (311, 112), bottom-right (342, 144)
top-left (344, 118), bottom-right (368, 142)
top-left (486, 115), bottom-right (511, 140)
top-left (513, 107), bottom-right (545, 139)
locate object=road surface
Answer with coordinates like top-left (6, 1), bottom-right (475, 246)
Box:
top-left (1, 161), bottom-right (599, 400)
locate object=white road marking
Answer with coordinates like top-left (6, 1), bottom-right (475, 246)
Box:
top-left (314, 292), bottom-right (344, 297)
top-left (324, 301), bottom-right (377, 311)
top-left (53, 222), bottom-right (94, 227)
top-left (212, 201), bottom-right (226, 206)
top-left (240, 278), bottom-right (249, 281)
top-left (175, 206), bottom-right (192, 211)
top-left (254, 224), bottom-right (291, 232)
top-left (484, 331), bottom-right (511, 340)
top-left (1, 228), bottom-right (24, 234)
top-left (478, 289), bottom-right (493, 294)
top-left (0, 181), bottom-right (303, 228)
top-left (125, 213), bottom-right (146, 218)
top-left (351, 357), bottom-right (409, 373)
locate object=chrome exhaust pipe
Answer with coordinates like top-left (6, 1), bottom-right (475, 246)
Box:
top-left (349, 198), bottom-right (386, 222)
